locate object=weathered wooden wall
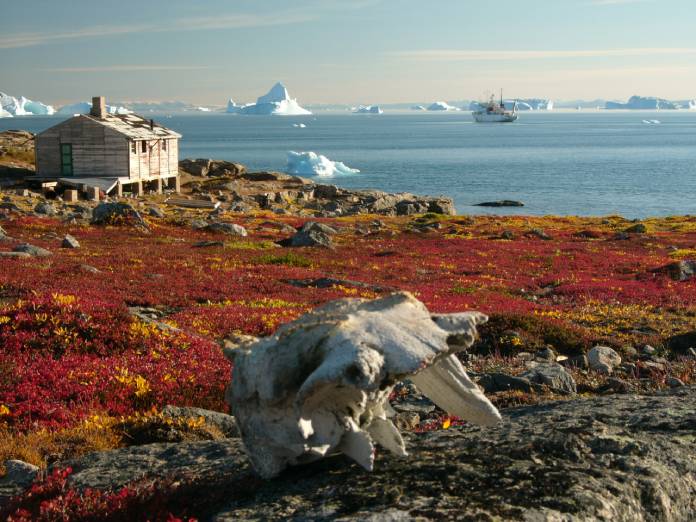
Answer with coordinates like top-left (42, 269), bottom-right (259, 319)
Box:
top-left (128, 138), bottom-right (179, 180)
top-left (36, 117), bottom-right (129, 178)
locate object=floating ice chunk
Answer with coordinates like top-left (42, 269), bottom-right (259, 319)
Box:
top-left (196, 107), bottom-right (211, 112)
top-left (411, 105), bottom-right (426, 111)
top-left (0, 106), bottom-right (12, 118)
top-left (427, 101), bottom-right (460, 111)
top-left (353, 105), bottom-right (383, 114)
top-left (226, 82), bottom-right (312, 115)
top-left (292, 123), bottom-right (307, 128)
top-left (286, 151), bottom-right (359, 177)
top-left (642, 119), bottom-right (661, 125)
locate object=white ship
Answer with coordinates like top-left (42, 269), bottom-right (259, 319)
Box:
top-left (473, 91), bottom-right (518, 123)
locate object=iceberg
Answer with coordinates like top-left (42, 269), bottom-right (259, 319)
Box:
top-left (57, 102), bottom-right (132, 115)
top-left (196, 106), bottom-right (211, 112)
top-left (427, 101), bottom-right (460, 111)
top-left (606, 96), bottom-right (678, 110)
top-left (0, 107), bottom-right (12, 118)
top-left (286, 151), bottom-right (359, 177)
top-left (1, 92), bottom-right (55, 116)
top-left (226, 82), bottom-right (312, 116)
top-left (411, 105), bottom-right (426, 111)
top-left (352, 105), bottom-right (383, 114)
top-left (689, 101), bottom-right (696, 110)
top-left (642, 119), bottom-right (661, 125)
top-left (292, 123), bottom-right (307, 128)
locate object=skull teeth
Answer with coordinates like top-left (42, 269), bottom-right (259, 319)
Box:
top-left (410, 354), bottom-right (502, 427)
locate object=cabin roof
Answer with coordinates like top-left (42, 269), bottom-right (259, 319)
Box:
top-left (79, 113), bottom-right (181, 140)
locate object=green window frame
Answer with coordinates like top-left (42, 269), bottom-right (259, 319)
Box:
top-left (60, 143), bottom-right (73, 176)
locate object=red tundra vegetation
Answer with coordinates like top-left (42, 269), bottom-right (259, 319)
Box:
top-left (1, 208), bottom-right (695, 519)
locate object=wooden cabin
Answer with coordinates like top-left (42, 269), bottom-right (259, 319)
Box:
top-left (35, 97), bottom-right (181, 196)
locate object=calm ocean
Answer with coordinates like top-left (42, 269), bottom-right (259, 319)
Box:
top-left (4, 111), bottom-right (696, 218)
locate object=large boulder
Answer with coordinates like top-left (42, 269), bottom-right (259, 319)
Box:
top-left (91, 202), bottom-right (148, 231)
top-left (180, 159), bottom-right (246, 178)
top-left (0, 460), bottom-right (39, 506)
top-left (520, 362), bottom-right (577, 394)
top-left (654, 260), bottom-right (696, 281)
top-left (588, 345), bottom-right (622, 374)
top-left (206, 222), bottom-right (247, 236)
top-left (13, 243), bottom-right (51, 257)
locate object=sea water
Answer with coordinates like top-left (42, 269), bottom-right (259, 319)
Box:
top-left (4, 111), bottom-right (696, 218)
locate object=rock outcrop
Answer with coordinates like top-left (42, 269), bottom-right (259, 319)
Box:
top-left (21, 387), bottom-right (693, 521)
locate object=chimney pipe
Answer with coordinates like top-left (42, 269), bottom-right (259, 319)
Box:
top-left (90, 96), bottom-right (106, 118)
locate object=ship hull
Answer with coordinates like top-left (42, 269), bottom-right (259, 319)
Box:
top-left (472, 111), bottom-right (518, 123)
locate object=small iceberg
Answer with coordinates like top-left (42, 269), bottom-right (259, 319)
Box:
top-left (642, 119), bottom-right (661, 125)
top-left (227, 82), bottom-right (312, 116)
top-left (352, 105), bottom-right (383, 114)
top-left (411, 105), bottom-right (426, 111)
top-left (292, 123), bottom-right (307, 128)
top-left (427, 101), bottom-right (460, 111)
top-left (286, 151), bottom-right (359, 177)
top-left (196, 107), bottom-right (211, 112)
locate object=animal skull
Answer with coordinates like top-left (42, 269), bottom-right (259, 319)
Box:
top-left (224, 292), bottom-right (500, 478)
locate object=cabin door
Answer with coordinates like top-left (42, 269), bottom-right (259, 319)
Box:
top-left (149, 141), bottom-right (161, 177)
top-left (60, 143), bottom-right (73, 176)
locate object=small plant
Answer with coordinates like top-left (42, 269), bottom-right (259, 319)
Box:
top-left (254, 252), bottom-right (312, 267)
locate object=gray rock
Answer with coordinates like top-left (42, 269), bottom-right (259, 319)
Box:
top-left (148, 206), bottom-right (165, 218)
top-left (61, 234), bottom-right (80, 249)
top-left (13, 243), bottom-right (51, 257)
top-left (193, 240), bottom-right (225, 248)
top-left (0, 460), bottom-right (39, 505)
top-left (189, 219), bottom-right (209, 230)
top-left (475, 200), bottom-right (524, 207)
top-left (161, 406), bottom-right (239, 438)
top-left (79, 264), bottom-right (100, 273)
top-left (476, 372), bottom-right (533, 393)
top-left (653, 260), bottom-right (696, 281)
top-left (299, 221), bottom-right (338, 235)
top-left (535, 347), bottom-right (556, 362)
top-left (624, 223), bottom-right (648, 234)
top-left (91, 202), bottom-right (148, 231)
top-left (0, 252), bottom-right (31, 259)
top-left (527, 228), bottom-right (552, 240)
top-left (206, 222), bottom-right (247, 236)
top-left (520, 362), bottom-right (577, 394)
top-left (588, 345), bottom-right (622, 374)
top-left (281, 225), bottom-right (334, 248)
top-left (642, 344), bottom-right (657, 356)
top-left (34, 202), bottom-right (56, 215)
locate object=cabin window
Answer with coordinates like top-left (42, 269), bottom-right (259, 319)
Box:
top-left (141, 141), bottom-right (148, 153)
top-left (60, 143), bottom-right (73, 175)
top-left (162, 140), bottom-right (167, 151)
top-left (130, 142), bottom-right (136, 154)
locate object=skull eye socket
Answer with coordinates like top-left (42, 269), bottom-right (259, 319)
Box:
top-left (345, 364), bottom-right (361, 382)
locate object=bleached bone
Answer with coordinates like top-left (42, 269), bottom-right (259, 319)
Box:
top-left (225, 292), bottom-right (500, 478)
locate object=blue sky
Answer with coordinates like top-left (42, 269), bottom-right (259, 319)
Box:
top-left (1, 0), bottom-right (694, 105)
